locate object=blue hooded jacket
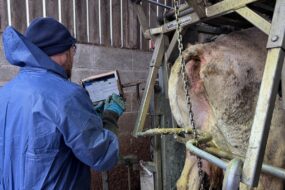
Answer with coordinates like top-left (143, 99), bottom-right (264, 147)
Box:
top-left (0, 27), bottom-right (119, 190)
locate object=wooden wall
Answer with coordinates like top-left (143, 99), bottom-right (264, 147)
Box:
top-left (0, 0), bottom-right (187, 51)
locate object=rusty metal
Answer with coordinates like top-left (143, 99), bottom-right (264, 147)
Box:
top-left (174, 133), bottom-right (212, 145)
top-left (137, 127), bottom-right (192, 136)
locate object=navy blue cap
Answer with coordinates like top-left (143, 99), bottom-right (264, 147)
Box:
top-left (24, 17), bottom-right (76, 56)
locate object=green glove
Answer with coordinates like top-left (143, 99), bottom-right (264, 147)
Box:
top-left (104, 93), bottom-right (126, 116)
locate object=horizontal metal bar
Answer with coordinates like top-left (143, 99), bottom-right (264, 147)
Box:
top-left (186, 141), bottom-right (227, 170)
top-left (235, 6), bottom-right (271, 35)
top-left (147, 0), bottom-right (173, 9)
top-left (262, 164), bottom-right (285, 180)
top-left (161, 7), bottom-right (194, 21)
top-left (149, 12), bottom-right (200, 35)
top-left (148, 0), bottom-right (261, 35)
top-left (186, 142), bottom-right (285, 181)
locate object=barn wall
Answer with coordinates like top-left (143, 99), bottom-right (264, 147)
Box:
top-left (0, 0), bottom-right (186, 51)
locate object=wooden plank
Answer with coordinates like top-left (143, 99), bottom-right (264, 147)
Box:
top-left (61, 0), bottom-right (74, 36)
top-left (10, 0), bottom-right (27, 33)
top-left (29, 0), bottom-right (43, 23)
top-left (88, 0), bottom-right (100, 44)
top-left (158, 0), bottom-right (165, 18)
top-left (100, 0), bottom-right (111, 46)
top-left (111, 0), bottom-right (121, 47)
top-left (122, 0), bottom-right (139, 49)
top-left (122, 0), bottom-right (128, 47)
top-left (0, 0), bottom-right (8, 32)
top-left (46, 0), bottom-right (59, 20)
top-left (149, 2), bottom-right (157, 29)
top-left (166, 0), bottom-right (173, 7)
top-left (75, 0), bottom-right (87, 43)
top-left (141, 0), bottom-right (150, 51)
top-left (91, 171), bottom-right (103, 190)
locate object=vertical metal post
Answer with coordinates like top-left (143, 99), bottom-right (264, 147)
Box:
top-left (160, 37), bottom-right (169, 190)
top-left (222, 159), bottom-right (242, 190)
top-left (127, 166), bottom-right (132, 190)
top-left (133, 34), bottom-right (165, 137)
top-left (282, 63), bottom-right (285, 109)
top-left (154, 134), bottom-right (162, 190)
top-left (149, 89), bottom-right (163, 190)
top-left (102, 172), bottom-right (109, 190)
top-left (242, 0), bottom-right (285, 186)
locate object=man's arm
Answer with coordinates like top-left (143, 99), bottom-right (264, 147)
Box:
top-left (57, 88), bottom-right (120, 171)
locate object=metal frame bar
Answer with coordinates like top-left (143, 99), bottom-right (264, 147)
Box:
top-left (222, 159), bottom-right (242, 190)
top-left (242, 48), bottom-right (285, 186)
top-left (147, 0), bottom-right (260, 35)
top-left (282, 64), bottom-right (285, 109)
top-left (165, 30), bottom-right (179, 63)
top-left (205, 0), bottom-right (258, 17)
top-left (242, 0), bottom-right (285, 186)
top-left (186, 142), bottom-right (285, 181)
top-left (235, 6), bottom-right (271, 35)
top-left (132, 34), bottom-right (165, 137)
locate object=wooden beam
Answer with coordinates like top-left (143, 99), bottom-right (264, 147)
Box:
top-left (10, 0), bottom-right (27, 33)
top-left (88, 0), bottom-right (100, 44)
top-left (75, 0), bottom-right (88, 42)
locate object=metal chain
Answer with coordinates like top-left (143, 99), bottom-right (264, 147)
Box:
top-left (173, 1), bottom-right (205, 189)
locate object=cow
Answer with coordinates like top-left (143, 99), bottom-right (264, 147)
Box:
top-left (168, 28), bottom-right (285, 190)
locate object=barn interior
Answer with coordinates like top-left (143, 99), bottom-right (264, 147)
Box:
top-left (0, 0), bottom-right (284, 190)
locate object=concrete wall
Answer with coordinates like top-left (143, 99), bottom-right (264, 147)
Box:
top-left (0, 40), bottom-right (153, 189)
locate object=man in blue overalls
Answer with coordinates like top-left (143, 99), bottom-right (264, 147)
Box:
top-left (0, 17), bottom-right (125, 189)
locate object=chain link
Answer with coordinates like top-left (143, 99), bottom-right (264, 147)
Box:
top-left (173, 1), bottom-right (205, 189)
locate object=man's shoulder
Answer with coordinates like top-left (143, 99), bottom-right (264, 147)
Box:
top-left (20, 70), bottom-right (88, 104)
top-left (44, 74), bottom-right (87, 101)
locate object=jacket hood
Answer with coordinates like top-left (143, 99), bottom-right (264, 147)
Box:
top-left (2, 26), bottom-right (67, 78)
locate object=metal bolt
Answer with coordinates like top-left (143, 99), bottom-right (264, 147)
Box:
top-left (271, 35), bottom-right (279, 42)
